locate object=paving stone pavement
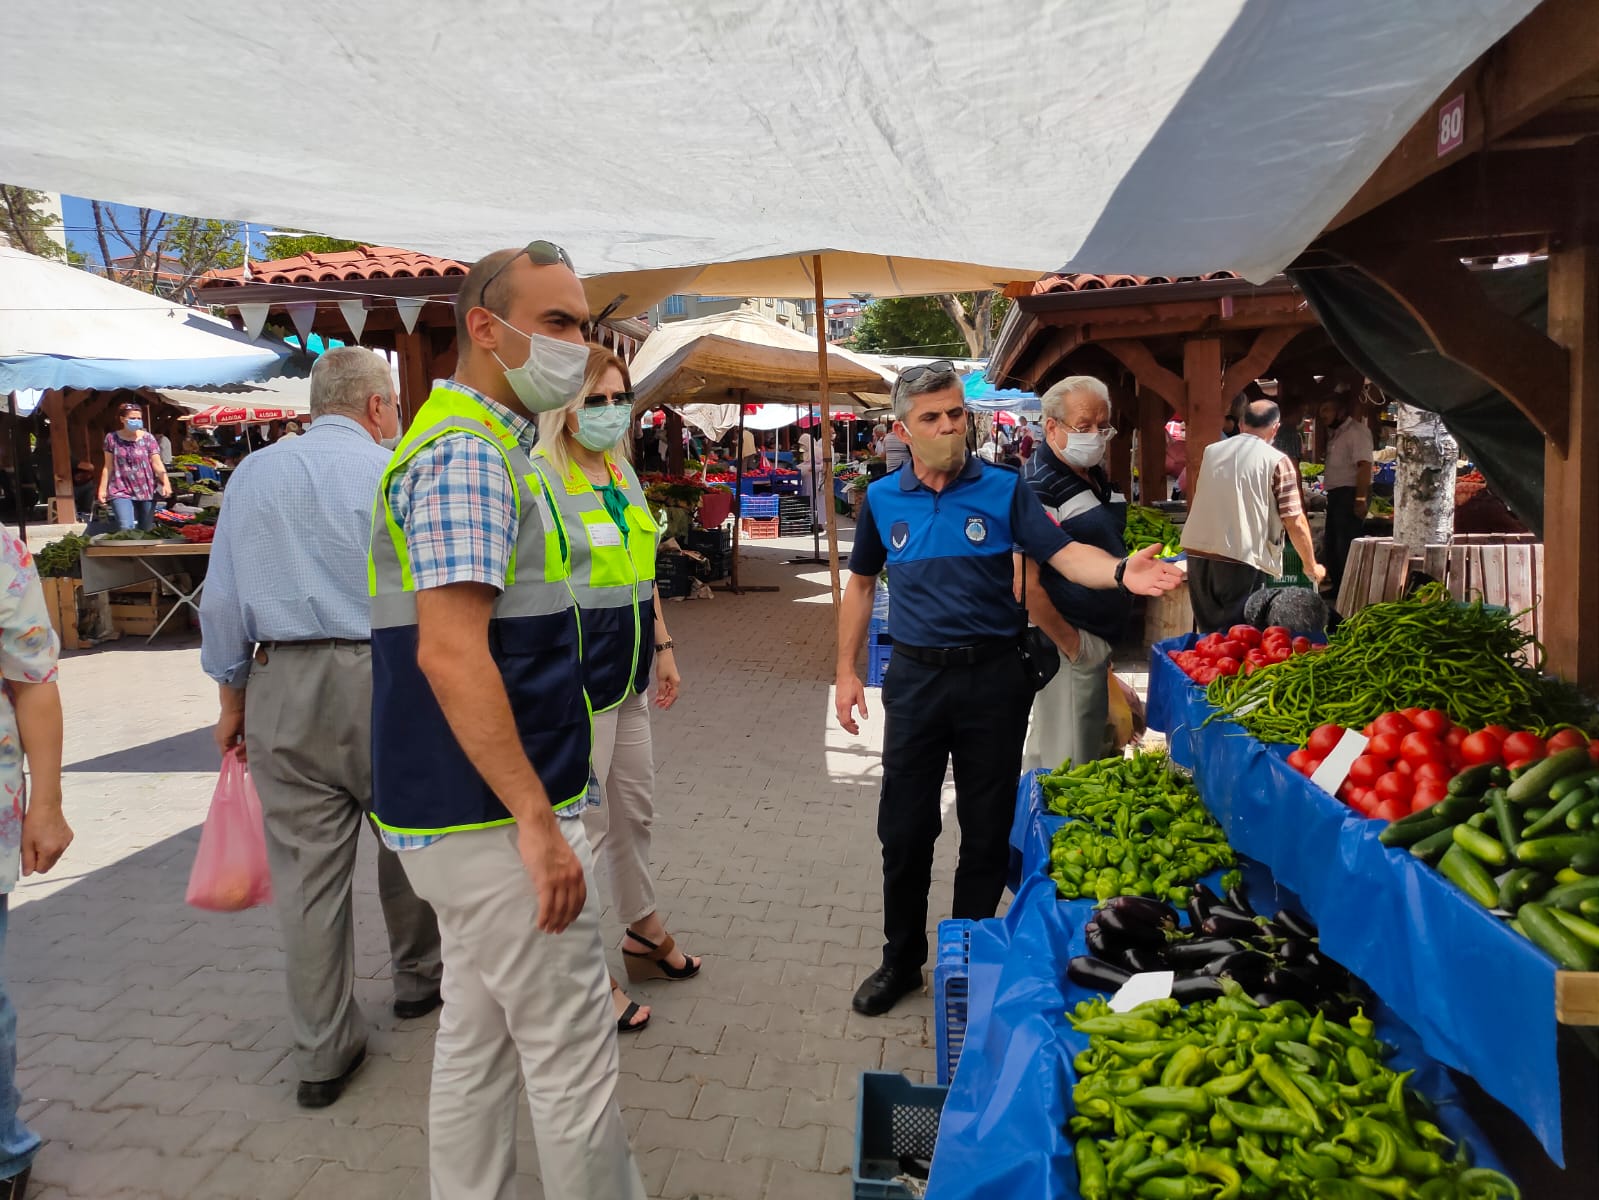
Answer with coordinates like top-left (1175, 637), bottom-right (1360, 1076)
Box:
top-left (9, 523), bottom-right (981, 1199)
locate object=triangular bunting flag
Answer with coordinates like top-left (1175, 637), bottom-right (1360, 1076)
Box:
top-left (237, 303), bottom-right (270, 341)
top-left (395, 298), bottom-right (426, 335)
top-left (286, 302), bottom-right (317, 346)
top-left (338, 299), bottom-right (368, 343)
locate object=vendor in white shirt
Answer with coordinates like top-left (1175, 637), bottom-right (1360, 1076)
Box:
top-left (1319, 392), bottom-right (1375, 597)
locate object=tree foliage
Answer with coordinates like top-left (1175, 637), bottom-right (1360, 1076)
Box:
top-left (0, 186), bottom-right (70, 260)
top-left (848, 291), bottom-right (1011, 358)
top-left (260, 231), bottom-right (365, 260)
top-left (90, 202), bottom-right (244, 300)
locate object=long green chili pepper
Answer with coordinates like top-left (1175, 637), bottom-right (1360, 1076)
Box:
top-left (1075, 1137), bottom-right (1108, 1200)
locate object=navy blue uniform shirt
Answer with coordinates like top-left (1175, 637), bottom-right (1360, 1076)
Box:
top-left (1020, 441), bottom-right (1129, 642)
top-left (849, 455), bottom-right (1072, 648)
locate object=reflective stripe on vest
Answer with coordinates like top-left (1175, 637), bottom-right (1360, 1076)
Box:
top-left (367, 384), bottom-right (591, 836)
top-left (532, 448), bottom-right (658, 713)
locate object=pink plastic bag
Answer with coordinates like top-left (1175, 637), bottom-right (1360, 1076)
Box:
top-left (185, 748), bottom-right (274, 911)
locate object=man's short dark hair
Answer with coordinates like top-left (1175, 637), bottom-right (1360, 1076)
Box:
top-left (1243, 400), bottom-right (1281, 430)
top-left (454, 249), bottom-right (521, 348)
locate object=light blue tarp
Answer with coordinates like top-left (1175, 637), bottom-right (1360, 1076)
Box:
top-left (1147, 635), bottom-right (1564, 1163)
top-left (964, 368), bottom-right (1041, 413)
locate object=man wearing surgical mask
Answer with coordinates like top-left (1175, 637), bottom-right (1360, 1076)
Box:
top-left (1018, 376), bottom-right (1131, 772)
top-left (200, 346), bottom-right (442, 1113)
top-left (367, 245), bottom-right (645, 1198)
top-left (836, 363), bottom-right (1182, 1017)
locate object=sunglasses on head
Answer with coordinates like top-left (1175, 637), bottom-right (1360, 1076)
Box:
top-left (583, 391), bottom-right (635, 409)
top-left (472, 239), bottom-right (576, 310)
top-left (897, 359), bottom-right (957, 387)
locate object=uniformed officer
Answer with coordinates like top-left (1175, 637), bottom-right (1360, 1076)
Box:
top-left (835, 361), bottom-right (1182, 1017)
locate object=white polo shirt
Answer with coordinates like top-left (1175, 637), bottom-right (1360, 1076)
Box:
top-left (1323, 419), bottom-right (1375, 490)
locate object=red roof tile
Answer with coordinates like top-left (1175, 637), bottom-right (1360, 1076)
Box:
top-left (1030, 271), bottom-right (1237, 295)
top-left (202, 246), bottom-right (466, 287)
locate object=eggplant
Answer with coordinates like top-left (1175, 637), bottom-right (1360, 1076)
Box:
top-left (1163, 937), bottom-right (1248, 969)
top-left (1277, 937), bottom-right (1316, 964)
top-left (1104, 895), bottom-right (1179, 929)
top-left (1253, 919), bottom-right (1291, 942)
top-left (1298, 951), bottom-right (1353, 991)
top-left (1187, 882), bottom-right (1220, 928)
top-left (1226, 882), bottom-right (1256, 916)
top-left (1200, 911), bottom-right (1260, 939)
top-left (1067, 955), bottom-right (1132, 992)
top-left (1252, 992), bottom-right (1285, 1008)
top-left (1084, 922), bottom-right (1115, 959)
top-left (1262, 966), bottom-right (1321, 1007)
top-left (1274, 909), bottom-right (1320, 941)
top-left (1096, 905), bottom-right (1169, 949)
top-left (1199, 950), bottom-right (1274, 989)
top-left (1118, 947), bottom-right (1169, 974)
top-left (1170, 975), bottom-right (1227, 1003)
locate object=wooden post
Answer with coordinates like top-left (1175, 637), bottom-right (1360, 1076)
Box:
top-left (1106, 374), bottom-right (1134, 498)
top-left (1137, 386), bottom-right (1167, 504)
top-left (664, 409), bottom-right (685, 476)
top-left (814, 256), bottom-right (840, 609)
top-left (42, 391), bottom-right (76, 521)
top-left (1543, 242), bottom-right (1599, 685)
top-left (396, 329), bottom-right (429, 427)
top-left (1183, 337), bottom-right (1224, 508)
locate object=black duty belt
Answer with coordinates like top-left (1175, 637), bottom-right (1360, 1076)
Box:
top-left (894, 639), bottom-right (1019, 668)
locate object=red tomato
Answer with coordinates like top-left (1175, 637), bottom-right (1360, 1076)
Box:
top-left (1263, 626), bottom-right (1291, 643)
top-left (1345, 786), bottom-right (1373, 811)
top-left (1196, 668), bottom-right (1219, 685)
top-left (1589, 738), bottom-right (1599, 765)
top-left (1412, 710), bottom-right (1452, 737)
top-left (1307, 725), bottom-right (1345, 757)
top-left (1227, 625), bottom-right (1262, 648)
top-left (1506, 756), bottom-right (1541, 773)
top-left (1291, 636), bottom-right (1313, 654)
top-left (1366, 732), bottom-right (1403, 762)
top-left (1362, 723), bottom-right (1377, 737)
top-left (1399, 732), bottom-right (1446, 766)
top-left (1196, 634), bottom-right (1223, 660)
top-left (1459, 730), bottom-right (1504, 766)
top-left (1482, 724), bottom-right (1512, 743)
top-left (1374, 772), bottom-right (1415, 807)
top-left (1400, 707), bottom-right (1425, 723)
top-left (1245, 648), bottom-right (1268, 666)
top-left (1214, 657), bottom-right (1241, 677)
top-left (1413, 761), bottom-right (1452, 787)
top-left (1218, 640), bottom-right (1248, 661)
top-left (1348, 755), bottom-right (1387, 787)
top-left (1502, 732), bottom-right (1546, 763)
top-left (1443, 727), bottom-right (1468, 751)
top-left (1395, 759), bottom-right (1413, 777)
top-left (1546, 729), bottom-right (1589, 755)
top-left (1266, 648), bottom-right (1291, 665)
top-left (1287, 748), bottom-right (1315, 774)
top-left (1412, 781), bottom-right (1449, 810)
top-left (1372, 797), bottom-right (1409, 823)
top-left (1373, 712), bottom-right (1416, 739)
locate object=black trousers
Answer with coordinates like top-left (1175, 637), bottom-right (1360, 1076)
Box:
top-left (877, 650), bottom-right (1035, 972)
top-left (1188, 556), bottom-right (1267, 634)
top-left (1324, 486), bottom-right (1360, 596)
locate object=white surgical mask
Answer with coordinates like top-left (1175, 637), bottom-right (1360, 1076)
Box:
top-left (489, 314), bottom-right (589, 414)
top-left (573, 406), bottom-right (632, 452)
top-left (378, 435), bottom-right (400, 451)
top-left (1062, 431), bottom-right (1107, 469)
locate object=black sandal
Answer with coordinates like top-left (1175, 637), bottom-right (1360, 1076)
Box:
top-left (622, 929), bottom-right (702, 983)
top-left (611, 980), bottom-right (650, 1034)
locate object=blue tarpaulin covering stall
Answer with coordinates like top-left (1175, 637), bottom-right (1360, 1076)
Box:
top-left (1145, 635), bottom-right (1564, 1163)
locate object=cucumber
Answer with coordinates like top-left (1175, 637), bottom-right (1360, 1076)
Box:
top-left (1446, 764), bottom-right (1498, 798)
top-left (1433, 790), bottom-right (1488, 823)
top-left (1516, 835), bottom-right (1599, 871)
top-left (1540, 876), bottom-right (1599, 912)
top-left (1522, 790), bottom-right (1591, 839)
top-left (1490, 790), bottom-right (1521, 859)
top-left (1568, 796), bottom-right (1599, 831)
top-left (1572, 845), bottom-right (1599, 875)
top-left (1379, 809), bottom-right (1454, 849)
top-left (1548, 767), bottom-right (1599, 803)
top-left (1467, 811), bottom-right (1494, 830)
top-left (1409, 826), bottom-right (1459, 866)
top-left (1507, 748), bottom-right (1594, 805)
top-left (1497, 867), bottom-right (1552, 913)
top-left (1452, 823), bottom-right (1508, 867)
top-left (1581, 897), bottom-right (1599, 922)
top-left (1548, 907), bottom-right (1599, 952)
top-left (1523, 807), bottom-right (1550, 825)
top-left (1556, 867), bottom-right (1587, 885)
top-left (1519, 903), bottom-right (1599, 971)
top-left (1438, 844), bottom-right (1500, 908)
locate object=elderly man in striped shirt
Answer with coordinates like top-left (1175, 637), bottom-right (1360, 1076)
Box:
top-left (200, 346), bottom-right (443, 1110)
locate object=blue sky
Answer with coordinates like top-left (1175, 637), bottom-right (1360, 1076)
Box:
top-left (59, 195), bottom-right (282, 264)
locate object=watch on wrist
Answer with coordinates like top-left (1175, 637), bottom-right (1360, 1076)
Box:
top-left (1114, 557), bottom-right (1129, 589)
top-left (655, 639), bottom-right (675, 652)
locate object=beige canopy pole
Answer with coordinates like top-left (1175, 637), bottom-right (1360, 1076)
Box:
top-left (813, 255), bottom-right (841, 610)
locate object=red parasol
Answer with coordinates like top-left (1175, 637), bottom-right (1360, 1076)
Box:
top-left (992, 411), bottom-right (1020, 426)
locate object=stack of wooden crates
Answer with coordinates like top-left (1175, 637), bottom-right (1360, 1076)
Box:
top-left (1336, 534), bottom-right (1543, 642)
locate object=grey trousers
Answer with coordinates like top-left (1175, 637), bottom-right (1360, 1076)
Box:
top-left (1021, 628), bottom-right (1115, 773)
top-left (244, 641), bottom-right (442, 1081)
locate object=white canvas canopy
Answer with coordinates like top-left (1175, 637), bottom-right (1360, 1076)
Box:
top-left (0, 1), bottom-right (1534, 283)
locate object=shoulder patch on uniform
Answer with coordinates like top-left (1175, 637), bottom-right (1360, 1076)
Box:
top-left (965, 516), bottom-right (988, 544)
top-left (890, 520), bottom-right (910, 550)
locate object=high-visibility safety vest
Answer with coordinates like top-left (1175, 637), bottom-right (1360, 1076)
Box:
top-left (531, 449), bottom-right (658, 713)
top-left (367, 384), bottom-right (590, 836)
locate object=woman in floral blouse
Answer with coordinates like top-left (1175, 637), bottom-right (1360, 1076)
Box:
top-left (96, 402), bottom-right (170, 531)
top-left (0, 531), bottom-right (71, 1198)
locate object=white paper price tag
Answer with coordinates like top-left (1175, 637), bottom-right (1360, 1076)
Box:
top-left (1308, 728), bottom-right (1369, 797)
top-left (1109, 971), bottom-right (1175, 1012)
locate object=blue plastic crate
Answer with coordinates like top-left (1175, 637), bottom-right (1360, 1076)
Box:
top-left (739, 494), bottom-right (780, 518)
top-left (853, 1071), bottom-right (949, 1199)
top-left (933, 919), bottom-right (974, 1085)
top-left (865, 639), bottom-right (893, 688)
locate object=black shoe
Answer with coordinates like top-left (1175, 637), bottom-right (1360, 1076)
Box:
top-left (0, 1165), bottom-right (30, 1200)
top-left (393, 990), bottom-right (442, 1020)
top-left (296, 1046), bottom-right (366, 1109)
top-left (852, 965), bottom-right (922, 1016)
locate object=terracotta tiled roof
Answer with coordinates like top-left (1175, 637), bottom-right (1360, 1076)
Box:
top-left (1030, 270), bottom-right (1237, 295)
top-left (201, 246), bottom-right (466, 287)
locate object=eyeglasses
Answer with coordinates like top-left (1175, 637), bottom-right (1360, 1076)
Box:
top-left (897, 359), bottom-right (957, 387)
top-left (471, 239), bottom-right (575, 311)
top-left (1063, 423), bottom-right (1117, 438)
top-left (583, 391), bottom-right (635, 409)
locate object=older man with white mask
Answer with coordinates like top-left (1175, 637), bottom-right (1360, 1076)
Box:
top-left (1019, 376), bottom-right (1132, 771)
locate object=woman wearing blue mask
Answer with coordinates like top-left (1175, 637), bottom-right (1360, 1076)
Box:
top-left (96, 402), bottom-right (171, 531)
top-left (533, 346), bottom-right (695, 1036)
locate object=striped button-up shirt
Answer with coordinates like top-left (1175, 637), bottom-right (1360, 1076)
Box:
top-left (200, 415), bottom-right (389, 687)
top-left (379, 382), bottom-right (592, 851)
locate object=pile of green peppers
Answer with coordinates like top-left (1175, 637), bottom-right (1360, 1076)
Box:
top-left (1068, 985), bottom-right (1518, 1200)
top-left (1045, 752), bottom-right (1236, 903)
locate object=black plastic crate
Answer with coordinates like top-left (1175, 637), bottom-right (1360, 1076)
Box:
top-left (656, 553), bottom-right (694, 599)
top-left (685, 527), bottom-right (732, 554)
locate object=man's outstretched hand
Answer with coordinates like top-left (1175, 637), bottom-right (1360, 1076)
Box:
top-left (1122, 544), bottom-right (1185, 596)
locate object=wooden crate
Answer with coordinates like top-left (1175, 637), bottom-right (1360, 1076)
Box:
top-left (1143, 578), bottom-right (1193, 645)
top-left (1340, 537), bottom-right (1543, 652)
top-left (107, 581), bottom-right (182, 637)
top-left (39, 577), bottom-right (82, 651)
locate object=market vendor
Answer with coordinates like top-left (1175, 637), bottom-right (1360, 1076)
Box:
top-left (1020, 375), bottom-right (1129, 772)
top-left (1184, 399), bottom-right (1326, 633)
top-left (834, 360), bottom-right (1181, 1018)
top-left (1318, 390), bottom-right (1374, 596)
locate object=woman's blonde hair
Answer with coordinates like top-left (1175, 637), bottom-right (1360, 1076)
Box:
top-left (536, 343), bottom-right (634, 480)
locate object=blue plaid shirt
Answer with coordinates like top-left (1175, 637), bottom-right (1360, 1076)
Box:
top-left (379, 381), bottom-right (592, 851)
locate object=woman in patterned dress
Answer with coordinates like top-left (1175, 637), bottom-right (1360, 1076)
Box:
top-left (96, 402), bottom-right (171, 532)
top-left (0, 530), bottom-right (72, 1199)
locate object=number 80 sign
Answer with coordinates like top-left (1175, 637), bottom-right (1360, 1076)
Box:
top-left (1437, 95), bottom-right (1465, 157)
